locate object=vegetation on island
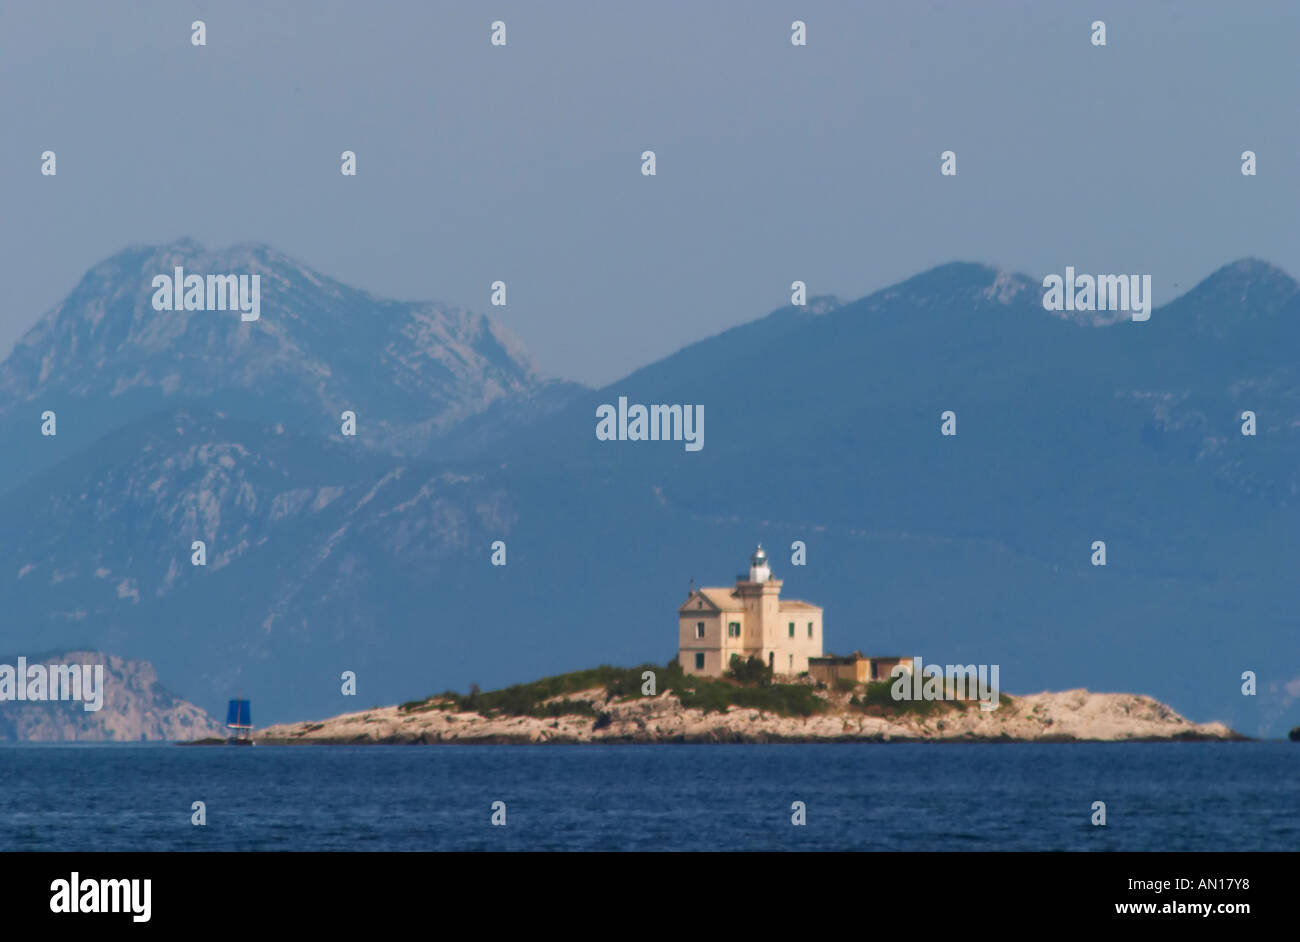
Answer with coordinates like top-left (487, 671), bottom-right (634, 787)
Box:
top-left (397, 656), bottom-right (825, 720)
top-left (394, 656), bottom-right (1013, 724)
top-left (675, 657), bottom-right (825, 717)
top-left (851, 677), bottom-right (1015, 716)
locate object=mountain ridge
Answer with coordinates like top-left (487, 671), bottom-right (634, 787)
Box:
top-left (0, 239), bottom-right (585, 492)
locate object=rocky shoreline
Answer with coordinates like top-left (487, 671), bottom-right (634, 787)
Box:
top-left (247, 685), bottom-right (1243, 746)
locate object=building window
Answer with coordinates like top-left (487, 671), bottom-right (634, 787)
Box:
top-left (728, 622), bottom-right (740, 638)
top-left (694, 653), bottom-right (705, 670)
top-left (808, 622), bottom-right (813, 638)
top-left (788, 622), bottom-right (794, 638)
top-left (788, 654), bottom-right (793, 671)
top-left (695, 622), bottom-right (705, 639)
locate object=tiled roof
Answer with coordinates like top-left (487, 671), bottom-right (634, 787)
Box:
top-left (679, 587), bottom-right (743, 612)
top-left (778, 599), bottom-right (821, 611)
top-left (679, 587), bottom-right (822, 613)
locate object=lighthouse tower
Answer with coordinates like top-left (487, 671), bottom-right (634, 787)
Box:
top-left (748, 544), bottom-right (771, 583)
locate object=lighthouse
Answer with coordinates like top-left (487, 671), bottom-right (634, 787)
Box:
top-left (677, 544), bottom-right (823, 677)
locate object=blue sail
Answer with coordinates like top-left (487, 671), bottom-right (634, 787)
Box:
top-left (226, 699), bottom-right (253, 728)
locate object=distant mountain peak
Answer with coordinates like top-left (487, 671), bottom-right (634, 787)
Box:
top-left (154, 235), bottom-right (205, 254)
top-left (0, 241), bottom-right (583, 490)
top-left (1197, 257), bottom-right (1298, 294)
top-left (864, 262), bottom-right (1037, 312)
top-left (1173, 257), bottom-right (1300, 334)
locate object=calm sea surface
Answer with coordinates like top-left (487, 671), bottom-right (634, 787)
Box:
top-left (2, 742), bottom-right (1295, 851)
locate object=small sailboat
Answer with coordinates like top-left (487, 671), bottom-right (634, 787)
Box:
top-left (226, 698), bottom-right (255, 745)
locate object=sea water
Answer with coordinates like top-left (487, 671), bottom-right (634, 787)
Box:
top-left (1, 742), bottom-right (1294, 851)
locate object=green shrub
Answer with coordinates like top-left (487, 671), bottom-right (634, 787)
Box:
top-left (857, 678), bottom-right (948, 716)
top-left (675, 681), bottom-right (734, 714)
top-left (535, 698), bottom-right (598, 718)
top-left (854, 674), bottom-right (1013, 716)
top-left (603, 663), bottom-right (668, 699)
top-left (728, 683), bottom-right (823, 717)
top-left (670, 661), bottom-right (826, 717)
top-left (726, 654), bottom-right (773, 687)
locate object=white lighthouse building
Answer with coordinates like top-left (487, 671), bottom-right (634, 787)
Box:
top-left (677, 545), bottom-right (824, 677)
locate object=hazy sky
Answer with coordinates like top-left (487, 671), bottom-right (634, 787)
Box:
top-left (3, 0), bottom-right (1297, 386)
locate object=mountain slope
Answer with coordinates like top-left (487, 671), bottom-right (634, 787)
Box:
top-left (0, 407), bottom-right (516, 721)
top-left (0, 239), bottom-right (583, 492)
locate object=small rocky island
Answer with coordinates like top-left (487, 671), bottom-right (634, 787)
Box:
top-left (0, 650), bottom-right (223, 742)
top-left (243, 547), bottom-right (1242, 746)
top-left (252, 662), bottom-right (1242, 745)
